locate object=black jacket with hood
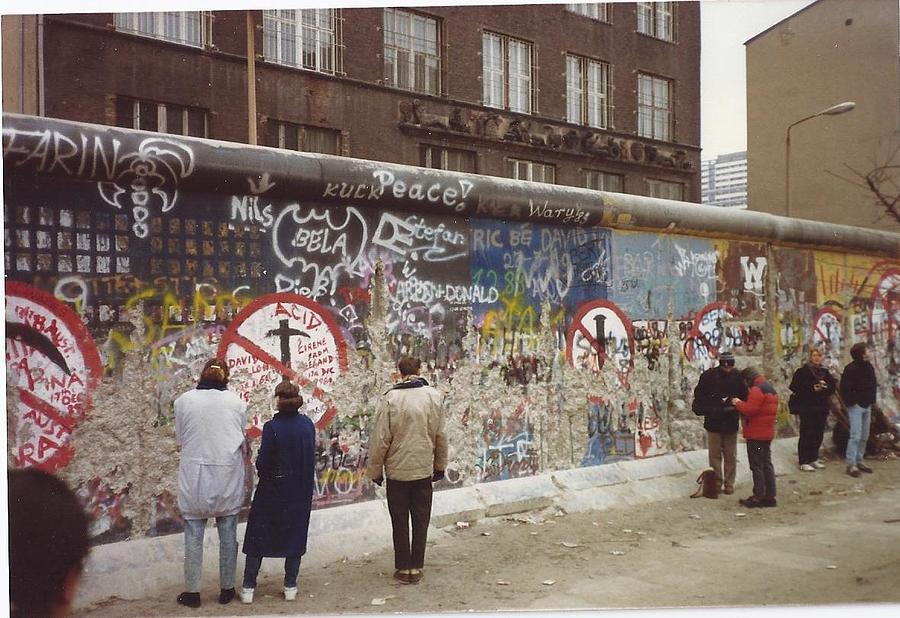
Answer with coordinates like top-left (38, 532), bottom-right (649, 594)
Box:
top-left (692, 366), bottom-right (748, 433)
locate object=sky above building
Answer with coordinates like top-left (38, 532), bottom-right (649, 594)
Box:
top-left (6, 0), bottom-right (818, 162)
top-left (700, 0), bottom-right (817, 160)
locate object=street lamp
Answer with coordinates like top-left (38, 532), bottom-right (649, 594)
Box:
top-left (784, 101), bottom-right (856, 218)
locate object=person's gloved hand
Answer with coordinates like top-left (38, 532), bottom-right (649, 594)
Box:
top-left (432, 469), bottom-right (445, 482)
top-left (372, 476), bottom-right (384, 486)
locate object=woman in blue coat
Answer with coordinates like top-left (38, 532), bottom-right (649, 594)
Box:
top-left (240, 379), bottom-right (316, 604)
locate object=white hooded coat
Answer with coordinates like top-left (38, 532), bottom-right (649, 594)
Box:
top-left (174, 388), bottom-right (247, 519)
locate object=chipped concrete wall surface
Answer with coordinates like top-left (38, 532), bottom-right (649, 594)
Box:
top-left (4, 114), bottom-right (899, 544)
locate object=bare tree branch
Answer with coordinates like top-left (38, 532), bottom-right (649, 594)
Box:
top-left (832, 144), bottom-right (900, 226)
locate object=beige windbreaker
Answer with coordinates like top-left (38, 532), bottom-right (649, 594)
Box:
top-left (366, 379), bottom-right (448, 482)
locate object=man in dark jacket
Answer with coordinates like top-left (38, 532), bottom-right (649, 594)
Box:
top-left (692, 351), bottom-right (748, 495)
top-left (839, 342), bottom-right (878, 477)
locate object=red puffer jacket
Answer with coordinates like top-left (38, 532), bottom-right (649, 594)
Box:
top-left (734, 376), bottom-right (778, 441)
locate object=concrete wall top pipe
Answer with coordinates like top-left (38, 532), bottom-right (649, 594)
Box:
top-left (3, 112), bottom-right (898, 256)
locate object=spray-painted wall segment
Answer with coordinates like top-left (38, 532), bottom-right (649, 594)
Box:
top-left (3, 116), bottom-right (898, 543)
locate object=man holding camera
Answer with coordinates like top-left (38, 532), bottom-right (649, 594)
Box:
top-left (367, 356), bottom-right (448, 584)
top-left (692, 351), bottom-right (748, 495)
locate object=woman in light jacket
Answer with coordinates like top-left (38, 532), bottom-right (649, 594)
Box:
top-left (240, 379), bottom-right (316, 604)
top-left (732, 366), bottom-right (778, 509)
top-left (174, 358), bottom-right (247, 608)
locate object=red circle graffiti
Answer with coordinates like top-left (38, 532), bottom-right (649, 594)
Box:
top-left (565, 299), bottom-right (634, 374)
top-left (217, 292), bottom-right (348, 432)
top-left (684, 301), bottom-right (737, 361)
top-left (812, 305), bottom-right (842, 348)
top-left (5, 280), bottom-right (103, 471)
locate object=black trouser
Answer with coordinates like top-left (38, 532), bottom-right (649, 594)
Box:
top-left (798, 409), bottom-right (827, 465)
top-left (386, 477), bottom-right (433, 570)
top-left (746, 439), bottom-right (776, 498)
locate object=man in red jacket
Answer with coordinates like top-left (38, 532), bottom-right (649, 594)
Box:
top-left (732, 367), bottom-right (778, 508)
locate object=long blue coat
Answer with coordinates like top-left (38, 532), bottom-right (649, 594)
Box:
top-left (242, 411), bottom-right (316, 558)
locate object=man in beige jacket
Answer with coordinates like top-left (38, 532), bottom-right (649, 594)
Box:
top-left (367, 356), bottom-right (448, 584)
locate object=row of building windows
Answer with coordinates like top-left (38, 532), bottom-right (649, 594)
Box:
top-left (114, 98), bottom-right (680, 197)
top-left (113, 5), bottom-right (676, 139)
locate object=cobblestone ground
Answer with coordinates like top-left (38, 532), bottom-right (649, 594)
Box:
top-left (75, 454), bottom-right (900, 617)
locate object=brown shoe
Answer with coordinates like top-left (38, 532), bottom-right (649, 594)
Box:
top-left (393, 569), bottom-right (410, 583)
top-left (408, 569), bottom-right (423, 584)
top-left (723, 486), bottom-right (734, 495)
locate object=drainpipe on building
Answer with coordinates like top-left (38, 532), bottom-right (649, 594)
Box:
top-left (19, 16), bottom-right (26, 113)
top-left (37, 14), bottom-right (45, 116)
top-left (246, 11), bottom-right (257, 145)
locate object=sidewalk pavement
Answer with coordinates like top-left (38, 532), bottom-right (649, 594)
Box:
top-left (73, 437), bottom-right (801, 610)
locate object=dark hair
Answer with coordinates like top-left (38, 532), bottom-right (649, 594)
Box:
top-left (397, 356), bottom-right (421, 377)
top-left (200, 358), bottom-right (229, 386)
top-left (740, 366), bottom-right (760, 387)
top-left (274, 378), bottom-right (303, 412)
top-left (850, 343), bottom-right (868, 362)
top-left (9, 468), bottom-right (89, 617)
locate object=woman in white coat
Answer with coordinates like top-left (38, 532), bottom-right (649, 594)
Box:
top-left (174, 358), bottom-right (247, 608)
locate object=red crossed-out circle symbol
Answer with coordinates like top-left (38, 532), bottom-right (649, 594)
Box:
top-left (5, 281), bottom-right (103, 471)
top-left (218, 293), bottom-right (348, 437)
top-left (566, 299), bottom-right (634, 377)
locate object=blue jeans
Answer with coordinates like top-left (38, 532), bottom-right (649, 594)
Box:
top-left (846, 404), bottom-right (872, 466)
top-left (242, 554), bottom-right (301, 589)
top-left (183, 515), bottom-right (238, 592)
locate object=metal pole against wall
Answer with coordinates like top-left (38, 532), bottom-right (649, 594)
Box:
top-left (784, 101), bottom-right (856, 219)
top-left (784, 127), bottom-right (792, 218)
top-left (246, 11), bottom-right (257, 145)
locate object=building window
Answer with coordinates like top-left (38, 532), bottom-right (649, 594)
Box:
top-left (483, 32), bottom-right (537, 113)
top-left (508, 158), bottom-right (555, 184)
top-left (114, 12), bottom-right (205, 47)
top-left (637, 73), bottom-right (672, 141)
top-left (263, 9), bottom-right (340, 74)
top-left (264, 120), bottom-right (341, 155)
top-left (420, 145), bottom-right (476, 173)
top-left (566, 3), bottom-right (611, 23)
top-left (115, 98), bottom-right (207, 137)
top-left (583, 170), bottom-right (623, 192)
top-left (383, 9), bottom-right (440, 95)
top-left (637, 2), bottom-right (675, 42)
top-left (646, 178), bottom-right (683, 200)
top-left (566, 55), bottom-right (612, 129)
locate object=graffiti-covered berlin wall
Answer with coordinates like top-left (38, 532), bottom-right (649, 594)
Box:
top-left (4, 113), bottom-right (899, 543)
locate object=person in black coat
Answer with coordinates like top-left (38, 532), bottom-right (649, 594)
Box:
top-left (240, 379), bottom-right (316, 604)
top-left (789, 347), bottom-right (837, 471)
top-left (692, 351), bottom-right (748, 495)
top-left (839, 342), bottom-right (878, 477)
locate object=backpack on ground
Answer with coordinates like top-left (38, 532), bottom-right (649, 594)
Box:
top-left (689, 468), bottom-right (719, 499)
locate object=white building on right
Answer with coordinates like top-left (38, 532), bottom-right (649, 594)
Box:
top-left (701, 150), bottom-right (748, 209)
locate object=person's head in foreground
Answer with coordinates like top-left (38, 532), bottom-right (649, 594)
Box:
top-left (9, 467), bottom-right (90, 618)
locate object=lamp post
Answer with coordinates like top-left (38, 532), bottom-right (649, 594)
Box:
top-left (784, 101), bottom-right (855, 218)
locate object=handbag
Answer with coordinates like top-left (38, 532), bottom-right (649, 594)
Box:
top-left (690, 468), bottom-right (719, 499)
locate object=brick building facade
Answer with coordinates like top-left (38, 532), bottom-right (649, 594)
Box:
top-left (27, 3), bottom-right (700, 200)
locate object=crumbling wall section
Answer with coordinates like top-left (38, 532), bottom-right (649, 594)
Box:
top-left (3, 116), bottom-right (898, 544)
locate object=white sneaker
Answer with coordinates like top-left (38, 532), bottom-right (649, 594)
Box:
top-left (812, 460), bottom-right (826, 469)
top-left (284, 587), bottom-right (298, 601)
top-left (799, 464), bottom-right (816, 471)
top-left (240, 588), bottom-right (254, 604)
